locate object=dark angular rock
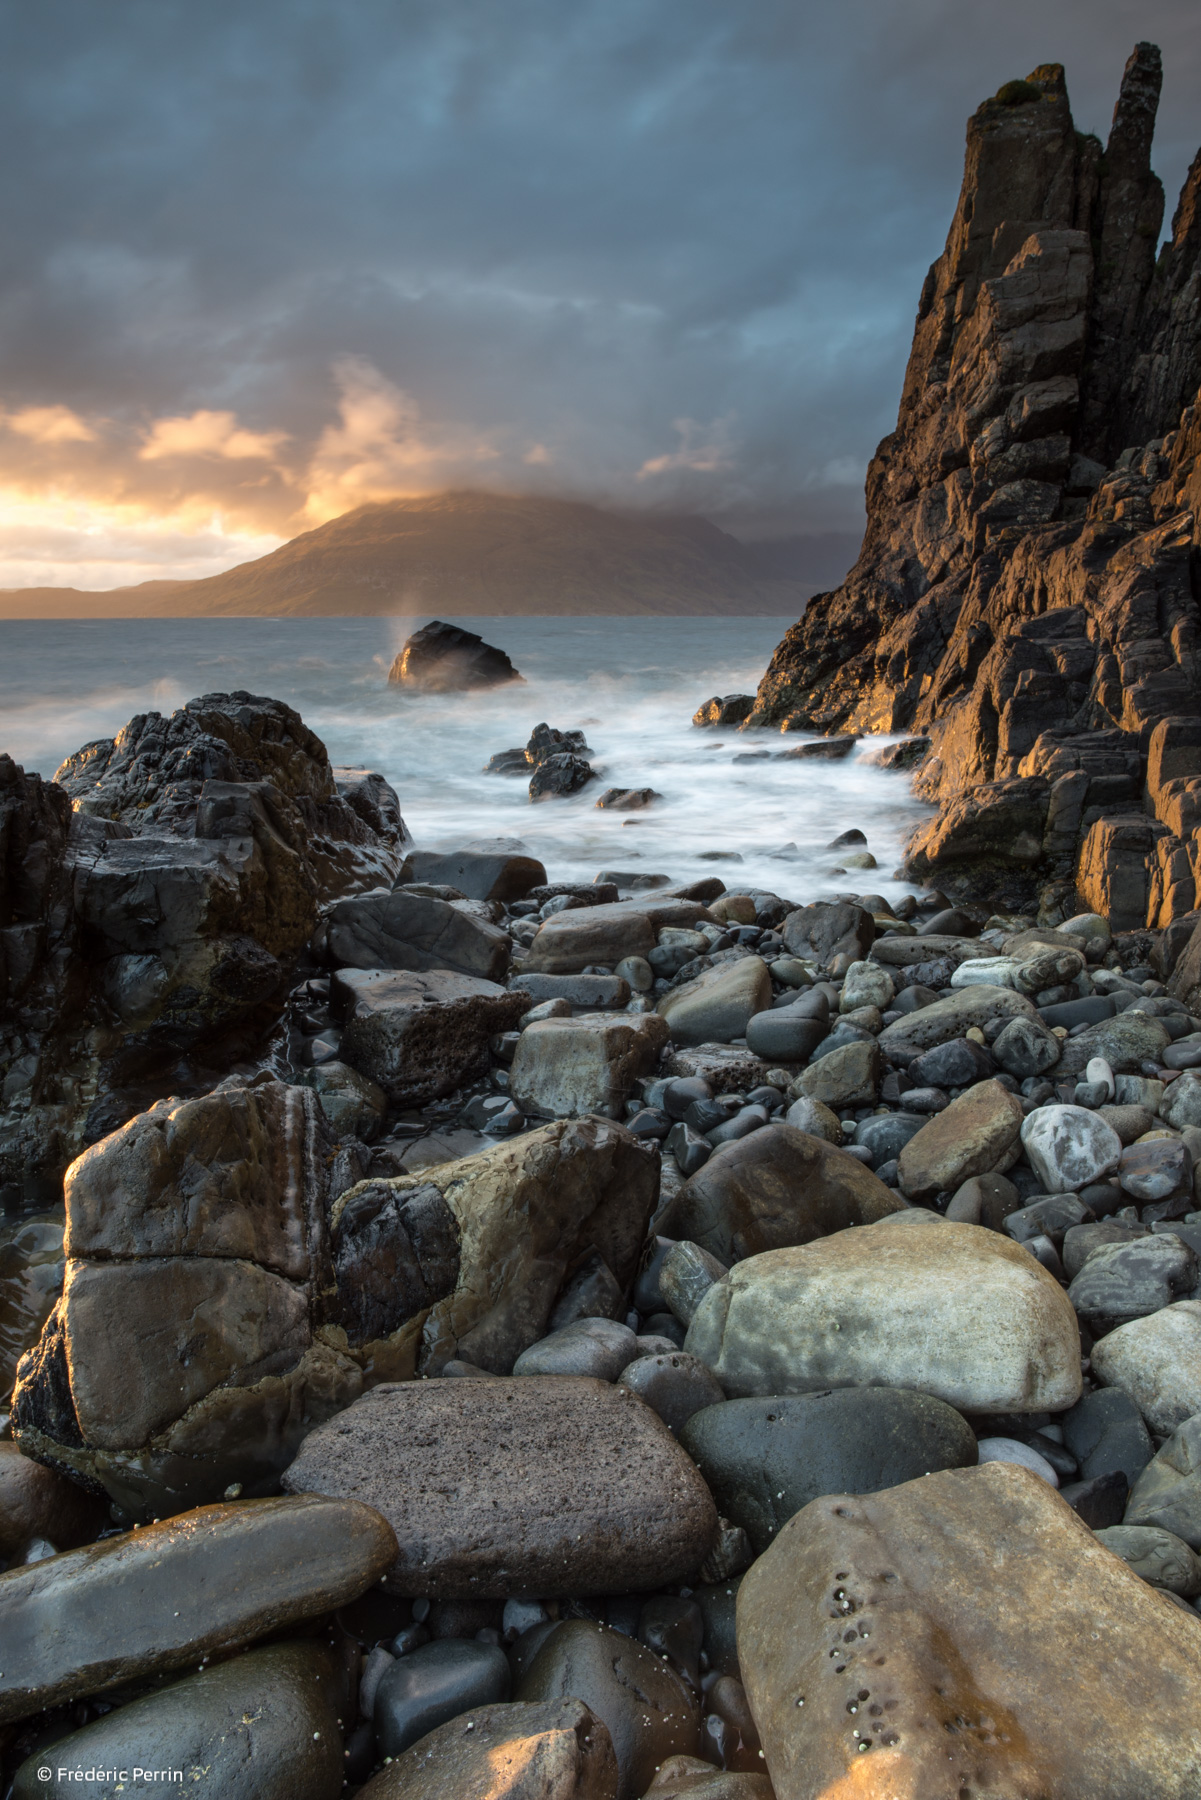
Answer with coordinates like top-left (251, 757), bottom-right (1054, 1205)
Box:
top-left (396, 847), bottom-right (546, 901)
top-left (374, 1637), bottom-right (512, 1760)
top-left (388, 620), bottom-right (522, 691)
top-left (529, 754), bottom-right (596, 801)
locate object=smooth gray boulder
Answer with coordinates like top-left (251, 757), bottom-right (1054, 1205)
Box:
top-left (321, 889), bottom-right (511, 982)
top-left (398, 847), bottom-right (546, 901)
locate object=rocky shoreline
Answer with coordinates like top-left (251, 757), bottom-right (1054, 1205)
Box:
top-left (6, 34), bottom-right (1201, 1800)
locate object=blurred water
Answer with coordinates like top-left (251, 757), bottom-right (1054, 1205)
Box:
top-left (0, 616), bottom-right (932, 901)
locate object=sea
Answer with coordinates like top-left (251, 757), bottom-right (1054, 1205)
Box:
top-left (0, 616), bottom-right (931, 903)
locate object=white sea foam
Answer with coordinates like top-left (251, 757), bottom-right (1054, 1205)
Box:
top-left (0, 616), bottom-right (933, 902)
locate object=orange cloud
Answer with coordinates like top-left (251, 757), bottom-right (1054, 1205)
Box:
top-left (139, 409), bottom-right (289, 462)
top-left (4, 404), bottom-right (98, 445)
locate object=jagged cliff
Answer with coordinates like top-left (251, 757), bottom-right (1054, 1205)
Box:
top-left (752, 45), bottom-right (1201, 933)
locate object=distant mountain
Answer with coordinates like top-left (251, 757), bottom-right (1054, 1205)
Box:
top-left (0, 491), bottom-right (859, 618)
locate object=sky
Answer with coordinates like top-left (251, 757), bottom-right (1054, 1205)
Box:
top-left (0, 0), bottom-right (1198, 590)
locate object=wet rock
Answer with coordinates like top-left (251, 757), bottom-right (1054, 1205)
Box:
top-left (989, 1012), bottom-right (1062, 1079)
top-left (909, 1036), bottom-right (995, 1088)
top-left (12, 1640), bottom-right (345, 1800)
top-left (354, 1697), bottom-right (618, 1800)
top-left (793, 1038), bottom-right (880, 1109)
top-left (838, 960), bottom-right (894, 1012)
top-left (877, 986), bottom-right (1037, 1063)
top-left (782, 1094), bottom-right (841, 1143)
top-left (513, 1317), bottom-right (639, 1380)
top-left (897, 1080), bottom-right (1023, 1202)
top-left (1091, 1301), bottom-right (1201, 1434)
top-left (1095, 1525), bottom-right (1201, 1596)
top-left (595, 786), bottom-right (659, 810)
top-left (737, 1463), bottom-right (1201, 1798)
top-left (328, 1180), bottom-right (461, 1347)
top-left (0, 1443), bottom-right (105, 1559)
top-left (549, 1252), bottom-right (626, 1328)
top-left (283, 1377), bottom-right (717, 1597)
top-left (523, 900), bottom-right (711, 975)
top-left (374, 1638), bottom-right (512, 1759)
top-left (530, 755), bottom-right (596, 801)
top-left (335, 968), bottom-right (528, 1105)
top-left (976, 1434), bottom-right (1059, 1485)
top-left (694, 695), bottom-right (755, 727)
top-left (333, 1118), bottom-right (656, 1375)
top-left (1070, 1235), bottom-right (1199, 1335)
top-left (0, 1494), bottom-right (396, 1723)
top-left (1056, 1009), bottom-right (1172, 1078)
top-left (643, 1760), bottom-right (772, 1797)
top-left (658, 958), bottom-right (772, 1049)
top-left (389, 621), bottom-right (522, 691)
top-left (1005, 1193), bottom-right (1093, 1247)
top-left (685, 1216), bottom-right (1081, 1412)
top-left (1062, 1387), bottom-right (1154, 1484)
top-left (309, 1059), bottom-right (387, 1140)
top-left (1020, 1104), bottom-right (1123, 1193)
top-left (397, 847), bottom-right (546, 901)
top-left (515, 1619), bottom-right (700, 1800)
top-left (510, 1014), bottom-right (669, 1120)
top-left (1162, 1074), bottom-right (1201, 1130)
top-left (680, 1387), bottom-right (976, 1554)
top-left (744, 1007), bottom-right (827, 1062)
top-left (1126, 1415), bottom-right (1201, 1547)
top-left (780, 902), bottom-right (874, 965)
top-left (659, 1240), bottom-right (730, 1326)
top-left (514, 972), bottom-right (632, 1009)
top-left (658, 1122), bottom-right (903, 1267)
top-left (855, 1111), bottom-right (925, 1168)
top-left (944, 1171), bottom-right (1021, 1229)
top-left (322, 889), bottom-right (511, 982)
top-left (618, 1351), bottom-right (725, 1436)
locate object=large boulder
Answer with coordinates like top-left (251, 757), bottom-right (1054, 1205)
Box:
top-left (319, 889), bottom-right (511, 982)
top-left (1055, 1009), bottom-right (1172, 1077)
top-left (282, 1377), bottom-right (717, 1598)
top-left (657, 1123), bottom-right (904, 1266)
top-left (897, 1080), bottom-right (1023, 1200)
top-left (657, 958), bottom-right (772, 1048)
top-left (12, 1081), bottom-right (363, 1517)
top-left (737, 1463), bottom-right (1201, 1798)
top-left (333, 1117), bottom-right (659, 1375)
top-left (509, 1013), bottom-right (669, 1119)
top-left (1091, 1301), bottom-right (1201, 1435)
top-left (334, 967), bottom-right (527, 1103)
top-left (685, 1216), bottom-right (1081, 1412)
top-left (523, 900), bottom-right (713, 974)
top-left (0, 1493), bottom-right (395, 1723)
top-left (780, 901), bottom-right (874, 965)
top-left (387, 620), bottom-right (522, 691)
top-left (1020, 1102), bottom-right (1123, 1192)
top-left (679, 1387), bottom-right (977, 1553)
top-left (397, 847), bottom-right (546, 901)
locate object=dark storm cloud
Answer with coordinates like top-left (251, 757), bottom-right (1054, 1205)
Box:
top-left (0, 0), bottom-right (1197, 581)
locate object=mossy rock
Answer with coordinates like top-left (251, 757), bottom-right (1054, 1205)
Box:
top-left (995, 79), bottom-right (1042, 106)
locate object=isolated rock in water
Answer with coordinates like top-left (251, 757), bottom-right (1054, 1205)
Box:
top-left (737, 1463), bottom-right (1201, 1799)
top-left (509, 1012), bottom-right (670, 1119)
top-left (526, 722), bottom-right (591, 764)
top-left (658, 1122), bottom-right (903, 1266)
top-left (897, 1080), bottom-right (1024, 1201)
top-left (335, 1117), bottom-right (658, 1375)
top-left (0, 1493), bottom-right (396, 1723)
top-left (685, 1215), bottom-right (1081, 1412)
top-left (529, 753), bottom-right (596, 801)
top-left (515, 1619), bottom-right (701, 1800)
top-left (11, 1641), bottom-right (345, 1800)
top-left (320, 888), bottom-right (512, 982)
top-left (680, 1387), bottom-right (977, 1554)
top-left (693, 695), bottom-right (755, 727)
top-left (595, 786), bottom-right (660, 810)
top-left (353, 1698), bottom-right (618, 1800)
top-left (388, 620), bottom-right (522, 691)
top-left (334, 967), bottom-right (527, 1104)
top-left (283, 1377), bottom-right (717, 1598)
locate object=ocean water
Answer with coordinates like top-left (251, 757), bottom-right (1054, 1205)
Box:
top-left (0, 616), bottom-right (931, 901)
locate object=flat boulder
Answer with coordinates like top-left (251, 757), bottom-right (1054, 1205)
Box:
top-left (335, 967), bottom-right (527, 1104)
top-left (0, 1494), bottom-right (395, 1723)
top-left (684, 1216), bottom-right (1081, 1413)
top-left (657, 1122), bottom-right (904, 1266)
top-left (523, 899), bottom-right (712, 974)
top-left (657, 958), bottom-right (772, 1048)
top-left (737, 1462), bottom-right (1201, 1799)
top-left (878, 985), bottom-right (1037, 1062)
top-left (321, 889), bottom-right (511, 981)
top-left (282, 1377), bottom-right (717, 1598)
top-left (397, 847), bottom-right (546, 901)
top-left (680, 1388), bottom-right (977, 1554)
top-left (897, 1080), bottom-right (1024, 1201)
top-left (388, 620), bottom-right (522, 691)
top-left (510, 1013), bottom-right (669, 1119)
top-left (1056, 1009), bottom-right (1172, 1077)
